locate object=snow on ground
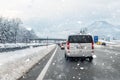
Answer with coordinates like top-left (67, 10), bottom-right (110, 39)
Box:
top-left (107, 40), bottom-right (120, 47)
top-left (109, 40), bottom-right (120, 47)
top-left (0, 44), bottom-right (56, 80)
top-left (99, 40), bottom-right (120, 47)
top-left (94, 44), bottom-right (104, 48)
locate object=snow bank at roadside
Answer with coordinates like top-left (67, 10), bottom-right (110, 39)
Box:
top-left (0, 43), bottom-right (49, 48)
top-left (98, 40), bottom-right (120, 47)
top-left (106, 42), bottom-right (120, 48)
top-left (0, 44), bottom-right (56, 80)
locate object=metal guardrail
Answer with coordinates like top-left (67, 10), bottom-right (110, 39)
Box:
top-left (0, 45), bottom-right (44, 53)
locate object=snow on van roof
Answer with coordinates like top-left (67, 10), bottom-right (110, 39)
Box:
top-left (68, 34), bottom-right (92, 36)
top-left (69, 32), bottom-right (92, 35)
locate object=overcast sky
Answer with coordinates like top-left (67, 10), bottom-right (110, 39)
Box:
top-left (0, 0), bottom-right (120, 38)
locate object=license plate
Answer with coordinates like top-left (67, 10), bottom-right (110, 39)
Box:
top-left (75, 45), bottom-right (79, 49)
top-left (75, 45), bottom-right (84, 49)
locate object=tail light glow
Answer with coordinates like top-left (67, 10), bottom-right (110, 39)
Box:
top-left (67, 41), bottom-right (70, 49)
top-left (92, 41), bottom-right (94, 49)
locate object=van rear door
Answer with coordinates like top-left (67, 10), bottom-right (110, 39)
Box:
top-left (68, 35), bottom-right (93, 51)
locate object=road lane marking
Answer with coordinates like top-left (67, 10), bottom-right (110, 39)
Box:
top-left (36, 46), bottom-right (58, 80)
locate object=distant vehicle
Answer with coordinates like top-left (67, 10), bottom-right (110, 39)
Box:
top-left (60, 43), bottom-right (65, 50)
top-left (65, 34), bottom-right (94, 62)
top-left (58, 43), bottom-right (60, 46)
top-left (101, 42), bottom-right (106, 46)
top-left (96, 41), bottom-right (106, 46)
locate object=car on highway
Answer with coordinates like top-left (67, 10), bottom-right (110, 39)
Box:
top-left (60, 42), bottom-right (65, 50)
top-left (65, 34), bottom-right (94, 62)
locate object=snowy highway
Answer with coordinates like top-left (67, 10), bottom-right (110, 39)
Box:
top-left (1, 0), bottom-right (120, 80)
top-left (19, 45), bottom-right (120, 80)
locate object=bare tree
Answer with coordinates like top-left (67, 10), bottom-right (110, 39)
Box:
top-left (80, 27), bottom-right (88, 34)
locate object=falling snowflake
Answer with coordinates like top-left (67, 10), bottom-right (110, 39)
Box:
top-left (77, 21), bottom-right (82, 25)
top-left (78, 73), bottom-right (81, 76)
top-left (77, 63), bottom-right (80, 66)
top-left (73, 76), bottom-right (75, 79)
top-left (61, 0), bottom-right (65, 2)
top-left (93, 55), bottom-right (97, 58)
top-left (75, 67), bottom-right (78, 70)
top-left (78, 77), bottom-right (81, 80)
top-left (112, 60), bottom-right (115, 62)
top-left (80, 67), bottom-right (84, 70)
top-left (52, 62), bottom-right (55, 65)
top-left (25, 58), bottom-right (30, 62)
top-left (102, 63), bottom-right (105, 66)
top-left (110, 56), bottom-right (113, 59)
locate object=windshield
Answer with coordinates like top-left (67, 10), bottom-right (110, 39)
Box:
top-left (0, 0), bottom-right (120, 80)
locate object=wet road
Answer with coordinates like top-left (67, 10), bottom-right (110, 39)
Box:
top-left (20, 45), bottom-right (120, 80)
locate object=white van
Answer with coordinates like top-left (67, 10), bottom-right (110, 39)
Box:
top-left (65, 34), bottom-right (94, 62)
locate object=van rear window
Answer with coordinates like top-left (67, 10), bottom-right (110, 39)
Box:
top-left (68, 35), bottom-right (93, 43)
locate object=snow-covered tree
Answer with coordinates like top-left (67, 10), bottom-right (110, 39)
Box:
top-left (0, 17), bottom-right (37, 43)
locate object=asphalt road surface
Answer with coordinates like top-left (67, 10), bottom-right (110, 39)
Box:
top-left (19, 45), bottom-right (120, 80)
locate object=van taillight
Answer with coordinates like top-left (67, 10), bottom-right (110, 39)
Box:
top-left (67, 42), bottom-right (70, 49)
top-left (92, 42), bottom-right (94, 49)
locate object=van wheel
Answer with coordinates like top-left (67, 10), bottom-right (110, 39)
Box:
top-left (65, 54), bottom-right (69, 60)
top-left (88, 56), bottom-right (93, 62)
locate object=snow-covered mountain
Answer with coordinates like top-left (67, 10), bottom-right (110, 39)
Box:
top-left (87, 21), bottom-right (120, 39)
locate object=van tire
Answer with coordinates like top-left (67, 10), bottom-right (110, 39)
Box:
top-left (88, 56), bottom-right (93, 62)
